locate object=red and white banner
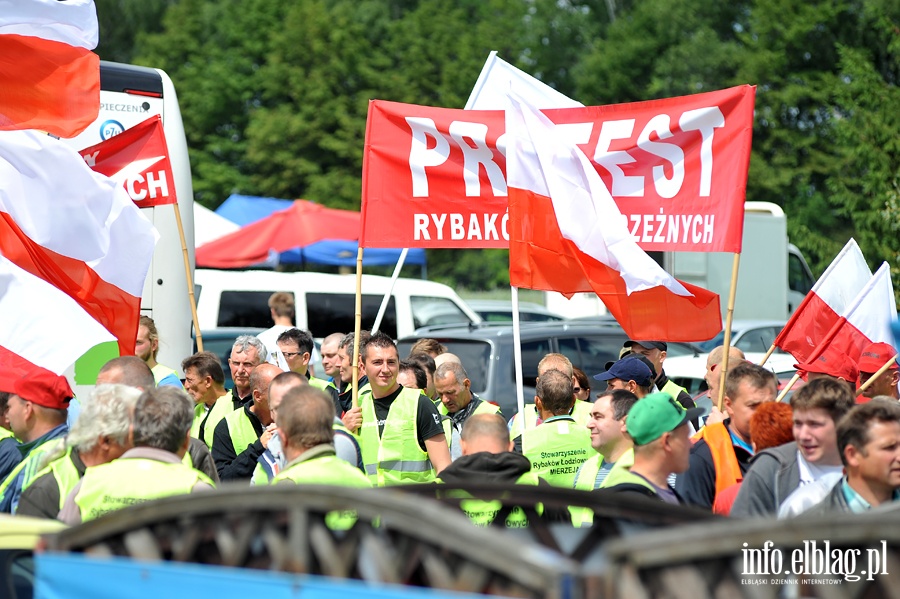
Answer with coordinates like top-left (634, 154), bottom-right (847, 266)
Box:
top-left (0, 0), bottom-right (100, 138)
top-left (79, 115), bottom-right (177, 208)
top-left (0, 255), bottom-right (114, 389)
top-left (775, 239), bottom-right (871, 363)
top-left (0, 130), bottom-right (158, 356)
top-left (505, 92), bottom-right (721, 342)
top-left (361, 85), bottom-right (755, 252)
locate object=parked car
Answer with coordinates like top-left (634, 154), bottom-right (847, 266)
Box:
top-left (399, 322), bottom-right (700, 417)
top-left (465, 300), bottom-right (566, 323)
top-left (695, 320), bottom-right (787, 354)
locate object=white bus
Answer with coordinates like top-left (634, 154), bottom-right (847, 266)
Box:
top-left (63, 61), bottom-right (195, 387)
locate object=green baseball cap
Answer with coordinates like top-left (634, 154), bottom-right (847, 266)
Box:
top-left (626, 392), bottom-right (705, 446)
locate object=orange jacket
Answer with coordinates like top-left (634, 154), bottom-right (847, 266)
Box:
top-left (695, 422), bottom-right (743, 499)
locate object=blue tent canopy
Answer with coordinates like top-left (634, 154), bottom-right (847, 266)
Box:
top-left (214, 194), bottom-right (426, 268)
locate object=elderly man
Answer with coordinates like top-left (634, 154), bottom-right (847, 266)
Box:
top-left (515, 369), bottom-right (592, 488)
top-left (183, 352), bottom-right (233, 448)
top-left (857, 342), bottom-right (900, 401)
top-left (508, 353), bottom-right (592, 437)
top-left (213, 363), bottom-right (281, 481)
top-left (606, 392), bottom-right (703, 503)
top-left (434, 362), bottom-right (500, 459)
top-left (0, 372), bottom-right (71, 513)
top-left (92, 356), bottom-right (219, 483)
top-left (228, 335), bottom-right (266, 408)
top-left (806, 398), bottom-right (900, 514)
top-left (17, 384), bottom-right (141, 519)
top-left (60, 387), bottom-right (214, 524)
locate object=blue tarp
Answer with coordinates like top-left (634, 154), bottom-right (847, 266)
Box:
top-left (215, 194), bottom-right (426, 268)
top-left (34, 554), bottom-right (500, 599)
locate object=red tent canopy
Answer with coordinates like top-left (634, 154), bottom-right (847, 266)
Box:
top-left (195, 200), bottom-right (360, 269)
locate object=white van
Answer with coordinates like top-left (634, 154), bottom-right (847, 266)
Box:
top-left (194, 269), bottom-right (481, 339)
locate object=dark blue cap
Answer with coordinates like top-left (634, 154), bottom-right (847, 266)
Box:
top-left (594, 357), bottom-right (653, 387)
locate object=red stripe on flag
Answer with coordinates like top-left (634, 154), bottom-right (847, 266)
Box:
top-left (509, 188), bottom-right (721, 342)
top-left (0, 34), bottom-right (99, 139)
top-left (774, 292), bottom-right (842, 363)
top-left (0, 213), bottom-right (139, 355)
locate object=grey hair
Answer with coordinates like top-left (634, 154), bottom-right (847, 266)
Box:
top-left (434, 361), bottom-right (468, 383)
top-left (67, 384), bottom-right (141, 452)
top-left (233, 335), bottom-right (266, 362)
top-left (132, 386), bottom-right (193, 454)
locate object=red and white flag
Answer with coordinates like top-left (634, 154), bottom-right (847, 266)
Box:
top-left (0, 0), bottom-right (100, 138)
top-left (505, 92), bottom-right (721, 342)
top-left (0, 256), bottom-right (114, 391)
top-left (807, 262), bottom-right (897, 366)
top-left (775, 239), bottom-right (871, 363)
top-left (0, 130), bottom-right (158, 356)
top-left (79, 116), bottom-right (178, 208)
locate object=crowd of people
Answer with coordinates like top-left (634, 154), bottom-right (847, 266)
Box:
top-left (1, 290), bottom-right (899, 528)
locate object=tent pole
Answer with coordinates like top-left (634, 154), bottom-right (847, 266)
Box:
top-left (372, 248), bottom-right (408, 334)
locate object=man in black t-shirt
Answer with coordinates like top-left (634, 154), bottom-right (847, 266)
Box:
top-left (343, 332), bottom-right (450, 484)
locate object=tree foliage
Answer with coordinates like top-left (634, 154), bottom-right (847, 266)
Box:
top-left (121, 0), bottom-right (898, 291)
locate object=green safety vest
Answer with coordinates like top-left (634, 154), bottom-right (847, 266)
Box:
top-left (0, 427), bottom-right (13, 442)
top-left (251, 421), bottom-right (362, 485)
top-left (521, 416), bottom-right (592, 489)
top-left (0, 437), bottom-right (65, 508)
top-left (509, 400), bottom-right (592, 438)
top-left (273, 452), bottom-right (371, 529)
top-left (570, 453), bottom-right (605, 527)
top-left (661, 379), bottom-right (688, 402)
top-left (443, 471), bottom-right (542, 528)
top-left (598, 449), bottom-right (640, 489)
top-left (358, 387), bottom-right (435, 486)
top-left (191, 394), bottom-right (235, 449)
top-left (223, 408), bottom-right (261, 455)
top-left (25, 447), bottom-right (82, 512)
top-left (309, 377), bottom-right (337, 393)
top-left (75, 458), bottom-right (214, 522)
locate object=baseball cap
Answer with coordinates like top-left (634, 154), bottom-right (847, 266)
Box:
top-left (794, 352), bottom-right (858, 382)
top-left (594, 356), bottom-right (653, 387)
top-left (626, 391), bottom-right (705, 446)
top-left (0, 371), bottom-right (73, 410)
top-left (625, 340), bottom-right (667, 352)
top-left (857, 342), bottom-right (899, 374)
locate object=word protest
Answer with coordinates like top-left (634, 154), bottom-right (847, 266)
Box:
top-left (79, 115), bottom-right (177, 209)
top-left (361, 86), bottom-right (754, 252)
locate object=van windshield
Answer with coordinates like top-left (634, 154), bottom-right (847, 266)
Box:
top-left (410, 296), bottom-right (471, 329)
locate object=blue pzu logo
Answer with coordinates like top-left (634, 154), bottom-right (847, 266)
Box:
top-left (100, 120), bottom-right (125, 140)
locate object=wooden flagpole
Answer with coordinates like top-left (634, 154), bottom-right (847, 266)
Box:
top-left (716, 253), bottom-right (741, 411)
top-left (856, 355), bottom-right (898, 396)
top-left (759, 343), bottom-right (777, 367)
top-left (351, 247), bottom-right (364, 409)
top-left (775, 373), bottom-right (801, 402)
top-left (172, 203), bottom-right (203, 352)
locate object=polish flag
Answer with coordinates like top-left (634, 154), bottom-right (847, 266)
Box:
top-left (809, 263), bottom-right (897, 366)
top-left (505, 92), bottom-right (722, 342)
top-left (0, 130), bottom-right (158, 356)
top-left (0, 0), bottom-right (100, 138)
top-left (0, 256), bottom-right (114, 392)
top-left (775, 239), bottom-right (871, 363)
